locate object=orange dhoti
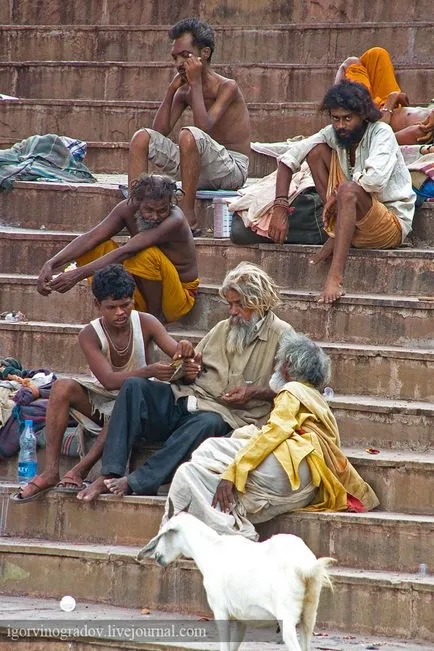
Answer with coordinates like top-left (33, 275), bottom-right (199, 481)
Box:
top-left (344, 47), bottom-right (401, 107)
top-left (325, 152), bottom-right (402, 248)
top-left (76, 241), bottom-right (199, 323)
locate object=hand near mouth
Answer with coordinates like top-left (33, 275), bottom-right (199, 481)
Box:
top-left (169, 72), bottom-right (187, 92)
top-left (183, 54), bottom-right (203, 84)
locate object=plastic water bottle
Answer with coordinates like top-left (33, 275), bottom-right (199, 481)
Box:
top-left (323, 386), bottom-right (335, 401)
top-left (18, 420), bottom-right (37, 484)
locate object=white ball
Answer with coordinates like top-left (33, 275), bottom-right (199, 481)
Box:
top-left (60, 595), bottom-right (76, 612)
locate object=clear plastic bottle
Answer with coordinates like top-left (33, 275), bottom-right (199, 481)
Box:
top-left (18, 419), bottom-right (37, 484)
top-left (323, 386), bottom-right (335, 401)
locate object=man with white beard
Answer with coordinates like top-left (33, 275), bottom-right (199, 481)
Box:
top-left (79, 262), bottom-right (292, 501)
top-left (159, 332), bottom-right (379, 540)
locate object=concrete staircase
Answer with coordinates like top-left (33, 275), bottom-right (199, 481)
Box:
top-left (0, 1), bottom-right (433, 648)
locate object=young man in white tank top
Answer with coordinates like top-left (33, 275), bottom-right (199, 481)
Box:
top-left (12, 264), bottom-right (193, 503)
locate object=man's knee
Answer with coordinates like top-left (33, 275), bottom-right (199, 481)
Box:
top-left (50, 378), bottom-right (81, 401)
top-left (179, 128), bottom-right (199, 153)
top-left (195, 411), bottom-right (230, 435)
top-left (336, 180), bottom-right (363, 201)
top-left (130, 128), bottom-right (150, 153)
top-left (306, 143), bottom-right (332, 167)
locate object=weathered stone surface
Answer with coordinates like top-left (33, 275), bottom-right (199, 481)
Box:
top-left (1, 24), bottom-right (433, 65)
top-left (0, 98), bottom-right (328, 143)
top-left (1, 231), bottom-right (433, 297)
top-left (1, 299), bottom-right (433, 403)
top-left (3, 0), bottom-right (432, 25)
top-left (3, 61), bottom-right (432, 105)
top-left (3, 487), bottom-right (433, 571)
top-left (176, 286), bottom-right (434, 347)
top-left (0, 539), bottom-right (432, 641)
top-left (1, 184), bottom-right (433, 244)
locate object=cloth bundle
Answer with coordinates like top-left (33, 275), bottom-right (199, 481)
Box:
top-left (0, 133), bottom-right (96, 191)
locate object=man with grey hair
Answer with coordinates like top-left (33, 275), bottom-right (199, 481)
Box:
top-left (78, 262), bottom-right (293, 501)
top-left (160, 332), bottom-right (379, 540)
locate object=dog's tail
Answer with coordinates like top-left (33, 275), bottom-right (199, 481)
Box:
top-left (299, 557), bottom-right (334, 651)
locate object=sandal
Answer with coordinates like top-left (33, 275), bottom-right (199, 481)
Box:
top-left (10, 476), bottom-right (57, 503)
top-left (55, 471), bottom-right (86, 493)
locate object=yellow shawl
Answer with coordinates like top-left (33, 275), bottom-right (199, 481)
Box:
top-left (222, 381), bottom-right (379, 512)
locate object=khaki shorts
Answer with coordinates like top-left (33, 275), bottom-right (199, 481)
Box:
top-left (327, 198), bottom-right (402, 248)
top-left (145, 127), bottom-right (249, 190)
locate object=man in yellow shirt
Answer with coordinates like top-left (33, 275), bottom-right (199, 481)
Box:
top-left (161, 332), bottom-right (379, 540)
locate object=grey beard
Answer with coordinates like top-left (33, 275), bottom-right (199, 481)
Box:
top-left (226, 313), bottom-right (260, 355)
top-left (269, 368), bottom-right (287, 393)
top-left (135, 211), bottom-right (160, 231)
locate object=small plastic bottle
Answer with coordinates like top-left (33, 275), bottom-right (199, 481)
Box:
top-left (18, 419), bottom-right (37, 485)
top-left (323, 386), bottom-right (335, 401)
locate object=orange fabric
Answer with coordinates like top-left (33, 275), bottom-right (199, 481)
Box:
top-left (76, 240), bottom-right (198, 323)
top-left (344, 47), bottom-right (401, 107)
top-left (325, 152), bottom-right (402, 248)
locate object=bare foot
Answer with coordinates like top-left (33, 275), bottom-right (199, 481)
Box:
top-left (318, 275), bottom-right (345, 304)
top-left (77, 475), bottom-right (110, 502)
top-left (104, 477), bottom-right (131, 496)
top-left (309, 238), bottom-right (335, 265)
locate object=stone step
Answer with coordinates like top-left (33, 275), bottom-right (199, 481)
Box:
top-left (2, 284), bottom-right (434, 352)
top-left (0, 98), bottom-right (332, 144)
top-left (1, 275), bottom-right (433, 402)
top-left (0, 0), bottom-right (429, 26)
top-left (0, 537), bottom-right (432, 641)
top-left (3, 61), bottom-right (432, 105)
top-left (1, 183), bottom-right (433, 246)
top-left (1, 288), bottom-right (433, 402)
top-left (1, 229), bottom-right (433, 297)
top-left (2, 482), bottom-right (433, 570)
top-left (2, 287), bottom-right (433, 352)
top-left (3, 595), bottom-right (431, 651)
top-left (0, 317), bottom-right (433, 450)
top-left (177, 285), bottom-right (434, 347)
top-left (0, 138), bottom-right (276, 178)
top-left (1, 23), bottom-right (432, 65)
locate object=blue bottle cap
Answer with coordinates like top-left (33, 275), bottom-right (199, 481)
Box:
top-left (24, 419), bottom-right (33, 426)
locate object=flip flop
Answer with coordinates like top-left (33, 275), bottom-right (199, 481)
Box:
top-left (191, 228), bottom-right (202, 237)
top-left (55, 471), bottom-right (86, 493)
top-left (10, 477), bottom-right (57, 503)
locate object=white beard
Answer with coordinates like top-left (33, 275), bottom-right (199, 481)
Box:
top-left (269, 368), bottom-right (287, 393)
top-left (226, 313), bottom-right (260, 356)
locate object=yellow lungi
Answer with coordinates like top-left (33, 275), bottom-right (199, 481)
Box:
top-left (76, 241), bottom-right (199, 323)
top-left (325, 152), bottom-right (402, 248)
top-left (344, 47), bottom-right (401, 107)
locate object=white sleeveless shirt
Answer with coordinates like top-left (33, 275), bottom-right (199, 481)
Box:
top-left (90, 310), bottom-right (146, 378)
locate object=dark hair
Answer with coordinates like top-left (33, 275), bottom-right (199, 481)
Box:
top-left (91, 264), bottom-right (136, 302)
top-left (168, 17), bottom-right (215, 62)
top-left (128, 174), bottom-right (179, 205)
top-left (320, 80), bottom-right (382, 122)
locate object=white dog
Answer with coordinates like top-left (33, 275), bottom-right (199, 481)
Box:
top-left (137, 507), bottom-right (333, 651)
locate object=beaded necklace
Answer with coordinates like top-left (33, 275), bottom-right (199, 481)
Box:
top-left (346, 148), bottom-right (355, 177)
top-left (345, 149), bottom-right (355, 179)
top-left (101, 319), bottom-right (133, 357)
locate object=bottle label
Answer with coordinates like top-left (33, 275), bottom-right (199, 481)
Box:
top-left (18, 461), bottom-right (37, 483)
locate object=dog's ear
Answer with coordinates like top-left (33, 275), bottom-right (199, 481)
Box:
top-left (136, 533), bottom-right (162, 563)
top-left (167, 497), bottom-right (175, 519)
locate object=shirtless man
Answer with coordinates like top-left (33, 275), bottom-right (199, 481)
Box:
top-left (11, 264), bottom-right (194, 502)
top-left (37, 175), bottom-right (199, 323)
top-left (336, 47), bottom-right (434, 146)
top-left (128, 17), bottom-right (251, 235)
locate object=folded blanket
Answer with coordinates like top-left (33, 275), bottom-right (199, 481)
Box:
top-left (0, 134), bottom-right (96, 190)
